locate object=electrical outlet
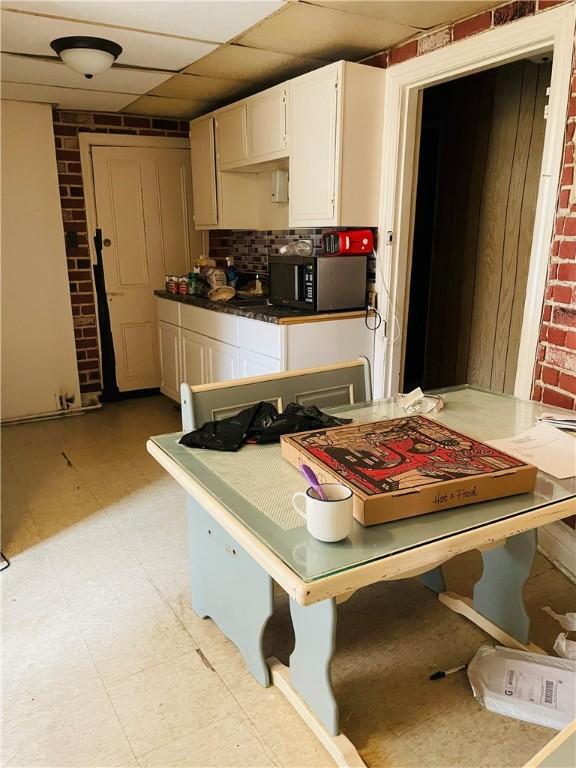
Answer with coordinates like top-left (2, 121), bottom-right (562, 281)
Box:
top-left (367, 283), bottom-right (378, 309)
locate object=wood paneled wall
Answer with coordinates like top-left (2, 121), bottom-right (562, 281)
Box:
top-left (407, 59), bottom-right (550, 394)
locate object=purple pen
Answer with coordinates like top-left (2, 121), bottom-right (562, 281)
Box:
top-left (300, 464), bottom-right (328, 501)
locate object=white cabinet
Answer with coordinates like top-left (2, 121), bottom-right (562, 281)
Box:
top-left (205, 338), bottom-right (240, 382)
top-left (158, 320), bottom-right (181, 401)
top-left (239, 349), bottom-right (282, 378)
top-left (181, 328), bottom-right (207, 387)
top-left (215, 104), bottom-right (247, 168)
top-left (289, 66), bottom-right (338, 225)
top-left (189, 117), bottom-right (218, 228)
top-left (289, 61), bottom-right (385, 227)
top-left (246, 85), bottom-right (287, 162)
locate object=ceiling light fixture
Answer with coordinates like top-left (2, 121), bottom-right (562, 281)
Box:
top-left (50, 36), bottom-right (123, 79)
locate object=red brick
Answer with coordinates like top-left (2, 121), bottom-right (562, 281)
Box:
top-left (494, 1), bottom-right (535, 26)
top-left (546, 344), bottom-right (576, 372)
top-left (534, 362), bottom-right (542, 380)
top-left (542, 366), bottom-right (559, 385)
top-left (82, 327), bottom-right (98, 337)
top-left (558, 189), bottom-right (570, 209)
top-left (561, 165), bottom-right (574, 186)
top-left (559, 371), bottom-right (576, 394)
top-left (67, 163), bottom-right (82, 173)
top-left (68, 270), bottom-right (91, 280)
top-left (555, 217), bottom-right (565, 234)
top-left (569, 95), bottom-right (576, 118)
top-left (537, 344), bottom-right (546, 361)
top-left (81, 382), bottom-right (102, 393)
top-left (531, 384), bottom-right (543, 401)
top-left (81, 304), bottom-right (96, 315)
top-left (542, 387), bottom-right (575, 409)
top-left (71, 210), bottom-right (87, 221)
top-left (553, 284), bottom-right (573, 303)
top-left (56, 149), bottom-right (80, 162)
top-left (389, 40), bottom-right (418, 66)
top-left (75, 338), bottom-right (98, 350)
top-left (453, 11), bottom-right (492, 41)
top-left (77, 282), bottom-right (94, 293)
top-left (543, 304), bottom-right (552, 321)
top-left (558, 240), bottom-right (576, 260)
top-left (549, 262), bottom-right (558, 279)
top-left (567, 121), bottom-right (576, 142)
top-left (123, 116), bottom-right (151, 128)
top-left (540, 323), bottom-right (549, 342)
top-left (58, 175), bottom-right (83, 187)
top-left (564, 144), bottom-right (574, 164)
top-left (53, 124), bottom-right (78, 136)
top-left (558, 262), bottom-right (576, 281)
top-left (563, 216), bottom-right (576, 235)
top-left (93, 114), bottom-right (122, 126)
top-left (538, 0), bottom-right (568, 9)
top-left (61, 198), bottom-right (84, 208)
top-left (77, 359), bottom-right (99, 371)
top-left (547, 326), bottom-right (567, 346)
top-left (566, 330), bottom-right (576, 349)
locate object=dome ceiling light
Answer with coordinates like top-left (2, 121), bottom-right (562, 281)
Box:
top-left (50, 36), bottom-right (123, 79)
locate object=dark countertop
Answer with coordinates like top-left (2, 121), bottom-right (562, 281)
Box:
top-left (154, 291), bottom-right (367, 325)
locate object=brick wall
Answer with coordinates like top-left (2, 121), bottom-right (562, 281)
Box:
top-left (363, 0), bottom-right (576, 409)
top-left (53, 110), bottom-right (189, 394)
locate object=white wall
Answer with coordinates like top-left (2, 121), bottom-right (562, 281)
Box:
top-left (1, 100), bottom-right (81, 420)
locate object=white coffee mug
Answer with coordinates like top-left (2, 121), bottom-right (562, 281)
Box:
top-left (292, 483), bottom-right (353, 543)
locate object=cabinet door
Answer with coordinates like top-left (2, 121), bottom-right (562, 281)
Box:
top-left (206, 338), bottom-right (240, 383)
top-left (239, 349), bottom-right (282, 378)
top-left (215, 105), bottom-right (247, 168)
top-left (180, 328), bottom-right (207, 387)
top-left (158, 321), bottom-right (181, 401)
top-left (189, 117), bottom-right (218, 228)
top-left (246, 86), bottom-right (287, 161)
top-left (289, 66), bottom-right (338, 226)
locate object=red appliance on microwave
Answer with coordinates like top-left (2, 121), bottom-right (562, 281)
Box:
top-left (322, 229), bottom-right (374, 255)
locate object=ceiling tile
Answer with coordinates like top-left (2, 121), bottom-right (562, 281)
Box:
top-left (236, 2), bottom-right (418, 60)
top-left (184, 44), bottom-right (327, 83)
top-left (1, 81), bottom-right (135, 110)
top-left (122, 95), bottom-right (210, 119)
top-left (0, 53), bottom-right (172, 94)
top-left (149, 73), bottom-right (247, 101)
top-left (3, 1), bottom-right (286, 44)
top-left (304, 1), bottom-right (499, 30)
top-left (0, 10), bottom-right (217, 70)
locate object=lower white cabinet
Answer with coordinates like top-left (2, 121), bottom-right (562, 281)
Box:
top-left (205, 337), bottom-right (240, 382)
top-left (158, 321), bottom-right (181, 401)
top-left (181, 328), bottom-right (207, 387)
top-left (239, 349), bottom-right (282, 377)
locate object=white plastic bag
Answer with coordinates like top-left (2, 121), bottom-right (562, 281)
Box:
top-left (467, 644), bottom-right (576, 730)
top-left (554, 633), bottom-right (576, 661)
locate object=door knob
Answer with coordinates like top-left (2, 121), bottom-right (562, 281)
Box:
top-left (103, 238), bottom-right (112, 247)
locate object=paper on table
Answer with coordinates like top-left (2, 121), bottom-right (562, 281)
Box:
top-left (488, 423), bottom-right (576, 479)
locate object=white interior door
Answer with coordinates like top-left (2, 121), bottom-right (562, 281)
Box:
top-left (92, 146), bottom-right (200, 391)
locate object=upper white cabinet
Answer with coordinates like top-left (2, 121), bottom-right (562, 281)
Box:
top-left (246, 85), bottom-right (287, 162)
top-left (189, 117), bottom-right (218, 228)
top-left (215, 104), bottom-right (247, 168)
top-left (289, 66), bottom-right (338, 225)
top-left (289, 61), bottom-right (385, 228)
top-left (189, 60), bottom-right (385, 229)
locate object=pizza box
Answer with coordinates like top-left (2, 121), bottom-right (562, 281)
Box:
top-left (281, 415), bottom-right (537, 526)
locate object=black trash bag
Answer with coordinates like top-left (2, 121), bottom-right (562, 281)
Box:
top-left (179, 401), bottom-right (351, 452)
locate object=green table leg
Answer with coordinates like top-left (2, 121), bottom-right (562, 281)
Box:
top-left (187, 497), bottom-right (274, 686)
top-left (289, 597), bottom-right (339, 736)
top-left (472, 529), bottom-right (537, 644)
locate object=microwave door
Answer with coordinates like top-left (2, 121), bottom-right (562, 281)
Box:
top-left (270, 262), bottom-right (301, 303)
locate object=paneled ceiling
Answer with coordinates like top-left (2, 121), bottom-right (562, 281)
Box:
top-left (1, 1), bottom-right (501, 118)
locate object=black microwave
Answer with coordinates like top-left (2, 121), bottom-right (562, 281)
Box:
top-left (268, 254), bottom-right (367, 312)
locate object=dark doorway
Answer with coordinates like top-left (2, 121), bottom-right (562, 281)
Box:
top-left (403, 57), bottom-right (551, 394)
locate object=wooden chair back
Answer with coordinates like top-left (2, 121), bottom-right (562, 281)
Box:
top-left (180, 358), bottom-right (372, 430)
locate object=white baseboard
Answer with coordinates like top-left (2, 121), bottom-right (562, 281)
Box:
top-left (538, 522), bottom-right (576, 584)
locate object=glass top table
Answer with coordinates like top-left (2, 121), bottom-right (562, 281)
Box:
top-left (150, 386), bottom-right (575, 582)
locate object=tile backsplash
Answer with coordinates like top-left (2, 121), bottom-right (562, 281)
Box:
top-left (209, 228), bottom-right (377, 284)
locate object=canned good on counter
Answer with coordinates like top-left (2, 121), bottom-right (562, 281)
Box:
top-left (168, 275), bottom-right (179, 294)
top-left (178, 276), bottom-right (189, 295)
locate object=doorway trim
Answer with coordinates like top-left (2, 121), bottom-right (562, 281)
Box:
top-left (374, 3), bottom-right (576, 400)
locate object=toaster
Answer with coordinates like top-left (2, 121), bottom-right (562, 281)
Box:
top-left (322, 229), bottom-right (374, 255)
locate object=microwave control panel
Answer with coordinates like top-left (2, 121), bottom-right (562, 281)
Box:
top-left (304, 264), bottom-right (314, 303)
